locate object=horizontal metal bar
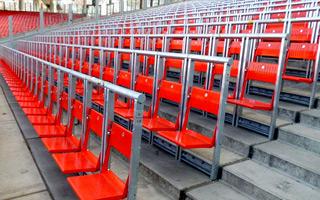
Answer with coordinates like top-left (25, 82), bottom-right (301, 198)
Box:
top-left (19, 40), bottom-right (234, 64)
top-left (37, 33), bottom-right (288, 40)
top-left (1, 44), bottom-right (146, 103)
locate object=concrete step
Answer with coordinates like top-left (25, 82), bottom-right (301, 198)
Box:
top-left (251, 81), bottom-right (319, 107)
top-left (186, 182), bottom-right (253, 200)
top-left (238, 108), bottom-right (292, 136)
top-left (245, 94), bottom-right (307, 122)
top-left (139, 142), bottom-right (210, 200)
top-left (252, 140), bottom-right (320, 188)
top-left (223, 160), bottom-right (320, 200)
top-left (300, 109), bottom-right (320, 129)
top-left (139, 141), bottom-right (245, 199)
top-left (278, 123), bottom-right (320, 155)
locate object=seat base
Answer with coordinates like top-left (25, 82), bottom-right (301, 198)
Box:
top-left (15, 96), bottom-right (36, 102)
top-left (68, 171), bottom-right (126, 200)
top-left (18, 101), bottom-right (42, 108)
top-left (33, 124), bottom-right (66, 137)
top-left (283, 75), bottom-right (313, 84)
top-left (27, 115), bottom-right (56, 125)
top-left (53, 151), bottom-right (98, 174)
top-left (143, 116), bottom-right (177, 132)
top-left (115, 107), bottom-right (150, 119)
top-left (157, 129), bottom-right (214, 148)
top-left (227, 97), bottom-right (273, 111)
top-left (41, 136), bottom-right (80, 153)
top-left (23, 107), bottom-right (48, 115)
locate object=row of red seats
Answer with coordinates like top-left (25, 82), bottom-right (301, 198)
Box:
top-left (70, 0), bottom-right (315, 31)
top-left (25, 49), bottom-right (221, 149)
top-left (41, 32), bottom-right (319, 84)
top-left (0, 11), bottom-right (75, 38)
top-left (0, 60), bottom-right (133, 199)
top-left (65, 0), bottom-right (317, 34)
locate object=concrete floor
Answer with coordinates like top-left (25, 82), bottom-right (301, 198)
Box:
top-left (0, 88), bottom-right (52, 200)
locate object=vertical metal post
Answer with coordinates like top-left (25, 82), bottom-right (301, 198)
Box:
top-left (120, 0), bottom-right (124, 14)
top-left (128, 99), bottom-right (144, 200)
top-left (179, 58), bottom-right (193, 130)
top-left (34, 61), bottom-right (39, 96)
top-left (211, 60), bottom-right (231, 180)
top-left (100, 88), bottom-right (114, 171)
top-left (67, 74), bottom-right (76, 126)
top-left (309, 39), bottom-right (320, 108)
top-left (40, 63), bottom-right (45, 102)
top-left (48, 66), bottom-right (54, 110)
top-left (99, 50), bottom-right (106, 80)
top-left (151, 55), bottom-right (163, 116)
top-left (95, 0), bottom-right (100, 19)
top-left (8, 16), bottom-right (13, 43)
top-left (68, 4), bottom-right (73, 25)
top-left (269, 36), bottom-right (288, 140)
top-left (88, 48), bottom-right (93, 76)
top-left (40, 8), bottom-right (44, 32)
top-left (81, 80), bottom-right (92, 148)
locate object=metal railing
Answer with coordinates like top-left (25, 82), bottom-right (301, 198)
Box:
top-left (0, 44), bottom-right (145, 200)
top-left (14, 39), bottom-right (233, 179)
top-left (19, 31), bottom-right (291, 139)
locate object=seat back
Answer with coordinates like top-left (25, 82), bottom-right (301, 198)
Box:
top-left (213, 60), bottom-right (239, 77)
top-left (117, 70), bottom-right (131, 88)
top-left (158, 80), bottom-right (182, 104)
top-left (154, 80), bottom-right (182, 117)
top-left (287, 43), bottom-right (318, 60)
top-left (255, 42), bottom-right (280, 58)
top-left (106, 123), bottom-right (132, 160)
top-left (246, 62), bottom-right (278, 84)
top-left (165, 58), bottom-right (183, 70)
top-left (229, 41), bottom-right (241, 55)
top-left (71, 99), bottom-right (83, 122)
top-left (82, 108), bottom-right (104, 149)
top-left (188, 87), bottom-right (220, 116)
top-left (103, 67), bottom-right (114, 82)
top-left (180, 87), bottom-right (219, 144)
top-left (87, 108), bottom-right (103, 137)
top-left (135, 74), bottom-right (154, 95)
top-left (61, 92), bottom-right (69, 111)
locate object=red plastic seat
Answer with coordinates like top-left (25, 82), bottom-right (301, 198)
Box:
top-left (264, 27), bottom-right (312, 42)
top-left (23, 107), bottom-right (48, 115)
top-left (27, 114), bottom-right (56, 125)
top-left (41, 99), bottom-right (83, 153)
top-left (67, 123), bottom-right (132, 200)
top-left (18, 100), bottom-right (43, 108)
top-left (52, 108), bottom-right (103, 173)
top-left (254, 42), bottom-right (281, 58)
top-left (228, 62), bottom-right (278, 111)
top-left (33, 92), bottom-right (69, 137)
top-left (209, 60), bottom-right (240, 90)
top-left (157, 87), bottom-right (219, 148)
top-left (115, 74), bottom-right (153, 119)
top-left (41, 136), bottom-right (80, 153)
top-left (283, 43), bottom-right (319, 83)
top-left (26, 86), bottom-right (59, 125)
top-left (142, 80), bottom-right (181, 132)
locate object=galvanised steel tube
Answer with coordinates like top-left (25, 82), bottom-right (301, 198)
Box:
top-left (0, 44), bottom-right (145, 103)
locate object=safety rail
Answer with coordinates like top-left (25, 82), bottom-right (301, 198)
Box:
top-left (31, 14), bottom-right (320, 109)
top-left (14, 38), bottom-right (232, 179)
top-left (1, 41), bottom-right (233, 180)
top-left (0, 44), bottom-right (145, 200)
top-left (17, 32), bottom-right (289, 140)
top-left (65, 1), bottom-right (317, 28)
top-left (50, 7), bottom-right (320, 34)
